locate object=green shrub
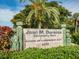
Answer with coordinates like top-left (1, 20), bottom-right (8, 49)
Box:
top-left (0, 46), bottom-right (79, 59)
top-left (72, 32), bottom-right (79, 44)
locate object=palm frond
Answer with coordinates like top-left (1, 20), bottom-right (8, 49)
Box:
top-left (26, 10), bottom-right (34, 24)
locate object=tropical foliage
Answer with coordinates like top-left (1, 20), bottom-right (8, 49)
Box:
top-left (11, 1), bottom-right (71, 29)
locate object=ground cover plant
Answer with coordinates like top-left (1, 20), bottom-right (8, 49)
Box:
top-left (0, 46), bottom-right (79, 59)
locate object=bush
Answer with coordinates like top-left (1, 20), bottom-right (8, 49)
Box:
top-left (72, 32), bottom-right (79, 44)
top-left (0, 46), bottom-right (79, 59)
top-left (0, 26), bottom-right (13, 50)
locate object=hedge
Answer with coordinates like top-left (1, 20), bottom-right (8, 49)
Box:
top-left (0, 46), bottom-right (79, 59)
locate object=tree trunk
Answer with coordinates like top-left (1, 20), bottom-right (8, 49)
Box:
top-left (75, 20), bottom-right (77, 33)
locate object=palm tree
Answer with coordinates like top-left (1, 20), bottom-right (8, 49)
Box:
top-left (72, 13), bottom-right (79, 32)
top-left (20, 0), bottom-right (60, 28)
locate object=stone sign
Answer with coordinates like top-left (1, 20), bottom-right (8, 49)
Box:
top-left (23, 29), bottom-right (63, 49)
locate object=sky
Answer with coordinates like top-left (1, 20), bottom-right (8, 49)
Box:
top-left (0, 0), bottom-right (79, 27)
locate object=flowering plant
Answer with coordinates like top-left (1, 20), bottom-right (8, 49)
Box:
top-left (0, 26), bottom-right (13, 51)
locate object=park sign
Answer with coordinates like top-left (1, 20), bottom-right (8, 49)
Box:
top-left (11, 22), bottom-right (71, 51)
top-left (23, 29), bottom-right (64, 49)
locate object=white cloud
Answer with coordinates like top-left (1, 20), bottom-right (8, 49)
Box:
top-left (0, 8), bottom-right (19, 22)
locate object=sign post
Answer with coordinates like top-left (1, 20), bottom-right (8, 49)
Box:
top-left (16, 21), bottom-right (23, 51)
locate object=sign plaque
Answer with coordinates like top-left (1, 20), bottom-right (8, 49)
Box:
top-left (23, 29), bottom-right (63, 49)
